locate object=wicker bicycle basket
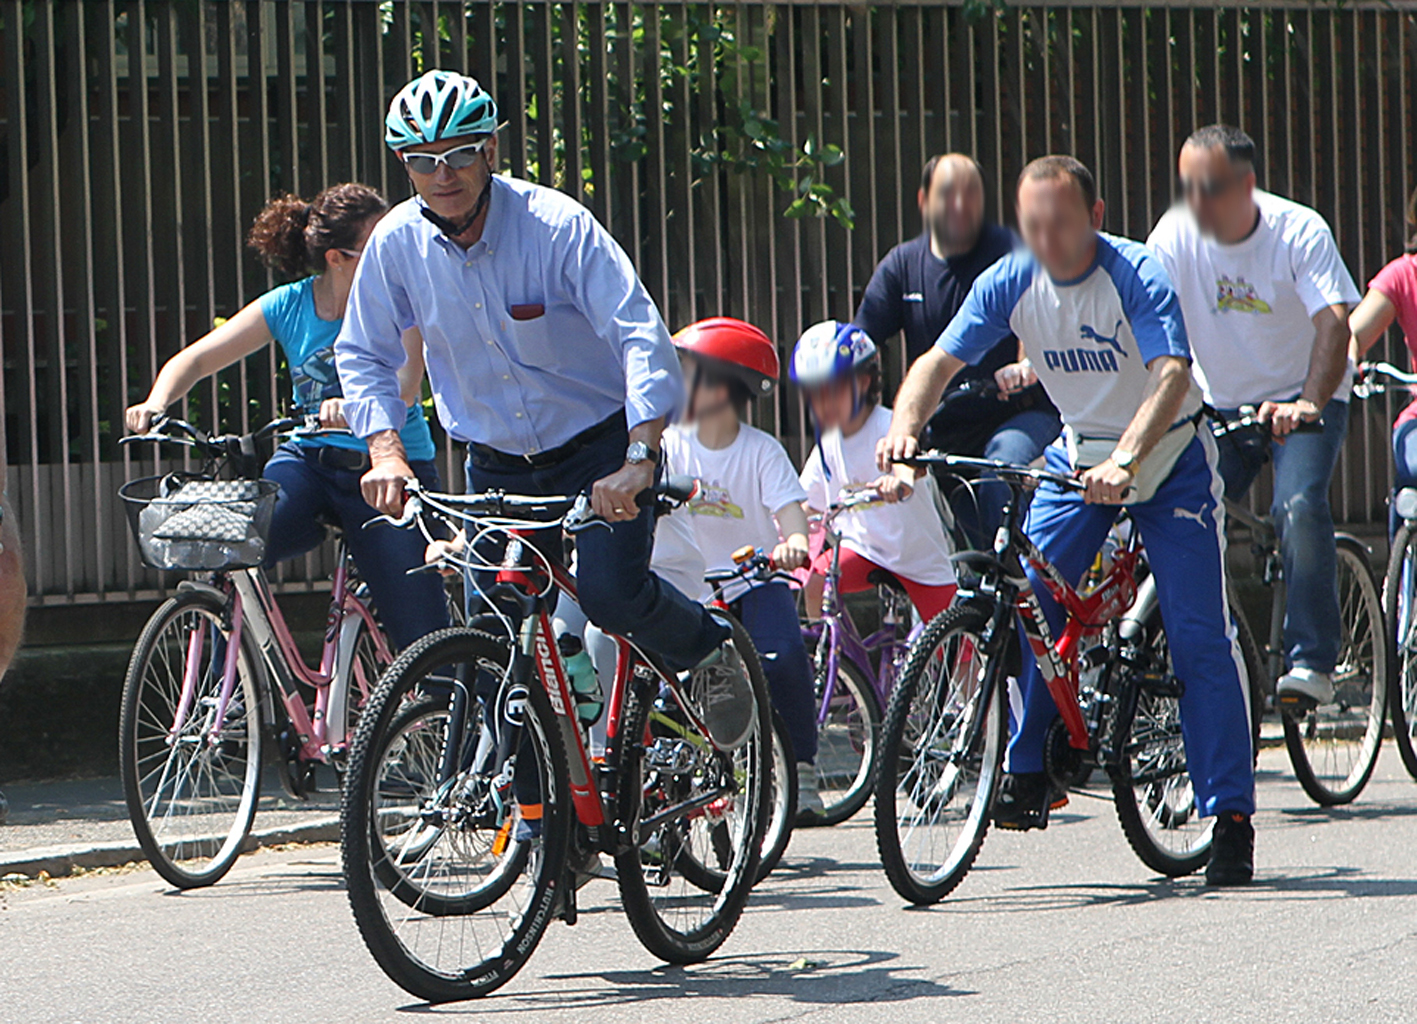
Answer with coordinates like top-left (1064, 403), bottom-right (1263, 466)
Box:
top-left (120, 474), bottom-right (279, 571)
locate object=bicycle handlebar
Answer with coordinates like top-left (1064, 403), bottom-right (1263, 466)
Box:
top-left (897, 451), bottom-right (1087, 494)
top-left (1206, 407), bottom-right (1324, 438)
top-left (120, 414), bottom-right (305, 455)
top-left (1354, 361), bottom-right (1417, 399)
top-left (703, 548), bottom-right (800, 590)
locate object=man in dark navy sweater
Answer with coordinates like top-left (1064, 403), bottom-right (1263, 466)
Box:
top-left (854, 153), bottom-right (1061, 542)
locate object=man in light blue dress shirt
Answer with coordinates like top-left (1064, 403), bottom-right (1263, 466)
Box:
top-left (336, 71), bottom-right (753, 748)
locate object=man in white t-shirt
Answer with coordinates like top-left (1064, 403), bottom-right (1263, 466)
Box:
top-left (1148, 125), bottom-right (1360, 709)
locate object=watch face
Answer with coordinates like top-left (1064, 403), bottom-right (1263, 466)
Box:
top-left (627, 441), bottom-right (650, 463)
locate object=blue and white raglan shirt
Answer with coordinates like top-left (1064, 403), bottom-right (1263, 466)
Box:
top-left (936, 232), bottom-right (1202, 459)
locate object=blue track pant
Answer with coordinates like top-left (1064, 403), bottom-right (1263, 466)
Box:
top-left (1011, 433), bottom-right (1255, 817)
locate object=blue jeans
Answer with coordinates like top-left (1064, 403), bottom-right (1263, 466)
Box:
top-left (1013, 436), bottom-right (1255, 817)
top-left (951, 407), bottom-right (1063, 549)
top-left (464, 425), bottom-right (727, 672)
top-left (1390, 418), bottom-right (1417, 538)
top-left (1214, 399), bottom-right (1348, 674)
top-left (262, 443), bottom-right (449, 650)
top-left (734, 582), bottom-right (816, 764)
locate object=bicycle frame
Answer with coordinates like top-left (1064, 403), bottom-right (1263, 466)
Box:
top-left (807, 505), bottom-right (923, 723)
top-left (478, 530), bottom-right (725, 856)
top-left (168, 538), bottom-right (391, 764)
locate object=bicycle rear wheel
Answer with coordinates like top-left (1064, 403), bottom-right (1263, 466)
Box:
top-left (119, 588), bottom-right (264, 889)
top-left (1283, 537), bottom-right (1388, 806)
top-left (809, 638), bottom-right (881, 827)
top-left (341, 628), bottom-right (568, 1003)
top-left (1110, 606), bottom-right (1213, 877)
top-left (615, 616), bottom-right (772, 964)
top-left (873, 603), bottom-right (1005, 906)
top-left (1385, 522), bottom-right (1417, 779)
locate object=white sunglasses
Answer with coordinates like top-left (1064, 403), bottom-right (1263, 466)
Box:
top-left (402, 139), bottom-right (491, 175)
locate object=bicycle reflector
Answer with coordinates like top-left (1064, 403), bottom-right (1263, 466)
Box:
top-left (732, 545), bottom-right (758, 565)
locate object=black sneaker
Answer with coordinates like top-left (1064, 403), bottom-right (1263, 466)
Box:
top-left (1206, 812), bottom-right (1254, 886)
top-left (993, 771), bottom-right (1067, 831)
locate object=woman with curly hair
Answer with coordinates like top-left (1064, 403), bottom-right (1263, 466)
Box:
top-left (125, 184), bottom-right (448, 649)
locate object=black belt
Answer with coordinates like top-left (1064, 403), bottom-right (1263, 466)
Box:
top-left (469, 411), bottom-right (626, 470)
top-left (310, 445), bottom-right (371, 473)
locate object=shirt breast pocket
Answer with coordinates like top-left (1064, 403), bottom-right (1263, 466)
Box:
top-left (502, 303), bottom-right (562, 368)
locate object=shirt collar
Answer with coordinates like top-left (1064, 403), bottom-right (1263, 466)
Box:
top-left (417, 174), bottom-right (510, 257)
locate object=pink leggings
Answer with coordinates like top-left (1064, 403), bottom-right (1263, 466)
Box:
top-left (810, 545), bottom-right (956, 623)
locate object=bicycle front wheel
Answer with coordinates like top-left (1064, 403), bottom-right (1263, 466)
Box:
top-left (119, 587), bottom-right (264, 889)
top-left (1385, 521), bottom-right (1417, 779)
top-left (809, 638), bottom-right (881, 827)
top-left (873, 603), bottom-right (1006, 906)
top-left (1110, 604), bottom-right (1213, 877)
top-left (1283, 537), bottom-right (1388, 806)
top-left (341, 628), bottom-right (569, 1003)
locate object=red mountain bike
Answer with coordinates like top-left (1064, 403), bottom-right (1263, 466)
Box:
top-left (339, 478), bottom-right (772, 1002)
top-left (874, 454), bottom-right (1224, 905)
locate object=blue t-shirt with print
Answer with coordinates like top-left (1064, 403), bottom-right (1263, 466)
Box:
top-left (260, 277), bottom-right (435, 461)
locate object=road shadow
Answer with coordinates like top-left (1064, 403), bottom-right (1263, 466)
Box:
top-left (396, 948), bottom-right (971, 1015)
top-left (923, 865), bottom-right (1417, 913)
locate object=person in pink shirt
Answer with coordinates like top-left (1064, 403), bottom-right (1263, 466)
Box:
top-left (1350, 191), bottom-right (1417, 532)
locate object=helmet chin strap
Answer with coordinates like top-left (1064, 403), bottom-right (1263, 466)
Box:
top-left (416, 153), bottom-right (494, 240)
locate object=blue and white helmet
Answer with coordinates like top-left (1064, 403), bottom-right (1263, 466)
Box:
top-left (385, 70), bottom-right (499, 151)
top-left (790, 320), bottom-right (878, 387)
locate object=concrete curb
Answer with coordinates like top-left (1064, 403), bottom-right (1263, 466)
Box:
top-left (0, 814), bottom-right (340, 880)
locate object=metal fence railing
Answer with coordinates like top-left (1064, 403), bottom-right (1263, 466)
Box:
top-left (2, 0), bottom-right (1414, 606)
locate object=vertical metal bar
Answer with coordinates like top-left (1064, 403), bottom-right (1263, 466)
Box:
top-left (183, 2), bottom-right (217, 436)
top-left (331, 0), bottom-right (360, 183)
top-left (561, 2), bottom-right (584, 203)
top-left (91, 0), bottom-right (132, 594)
top-left (63, 0), bottom-right (102, 596)
top-left (470, 0), bottom-right (496, 83)
top-left (850, 4), bottom-right (877, 297)
top-left (800, 2), bottom-right (827, 325)
top-left (641, 3), bottom-right (668, 309)
top-left (826, 3), bottom-right (852, 309)
top-left (503, 2), bottom-right (528, 178)
top-left (587, 2), bottom-right (611, 226)
top-left (877, 4), bottom-right (901, 247)
top-left (696, 3), bottom-right (723, 316)
top-left (30, 0), bottom-right (71, 595)
top-left (275, 0), bottom-right (300, 197)
top-left (531, 0), bottom-right (555, 185)
top-left (306, 0), bottom-right (329, 188)
top-left (449, 0), bottom-right (469, 74)
top-left (612, 2), bottom-right (640, 266)
top-left (666, 2), bottom-right (694, 322)
top-left (776, 2), bottom-right (802, 441)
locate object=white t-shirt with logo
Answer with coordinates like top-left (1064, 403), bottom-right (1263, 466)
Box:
top-left (799, 405), bottom-right (956, 587)
top-left (1146, 189), bottom-right (1361, 408)
top-left (662, 423), bottom-right (808, 600)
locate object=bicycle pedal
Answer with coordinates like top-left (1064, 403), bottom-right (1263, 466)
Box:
top-left (1276, 692), bottom-right (1318, 719)
top-left (1138, 671), bottom-right (1184, 699)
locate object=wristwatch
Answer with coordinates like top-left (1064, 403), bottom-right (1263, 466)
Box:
top-left (1111, 448), bottom-right (1137, 475)
top-left (626, 440), bottom-right (660, 466)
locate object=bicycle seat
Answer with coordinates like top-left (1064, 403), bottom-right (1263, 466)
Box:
top-left (867, 568), bottom-right (908, 596)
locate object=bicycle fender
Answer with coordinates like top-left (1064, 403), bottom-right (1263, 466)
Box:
top-left (1118, 572), bottom-right (1158, 643)
top-left (176, 579), bottom-right (227, 603)
top-left (326, 613), bottom-right (366, 750)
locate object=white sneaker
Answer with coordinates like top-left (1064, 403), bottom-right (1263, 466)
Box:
top-left (796, 762), bottom-right (825, 824)
top-left (1277, 666), bottom-right (1335, 706)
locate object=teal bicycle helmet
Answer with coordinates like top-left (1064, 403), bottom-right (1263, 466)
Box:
top-left (385, 70), bottom-right (499, 151)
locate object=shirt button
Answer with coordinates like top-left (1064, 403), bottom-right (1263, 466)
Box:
top-left (485, 339), bottom-right (494, 345)
top-left (465, 261), bottom-right (472, 267)
top-left (475, 302), bottom-right (482, 309)
top-left (502, 374), bottom-right (510, 380)
top-left (515, 412), bottom-right (523, 419)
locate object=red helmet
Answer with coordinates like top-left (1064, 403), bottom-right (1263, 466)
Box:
top-left (672, 317), bottom-right (779, 397)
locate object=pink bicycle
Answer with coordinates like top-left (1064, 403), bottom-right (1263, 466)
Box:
top-left (117, 415), bottom-right (393, 888)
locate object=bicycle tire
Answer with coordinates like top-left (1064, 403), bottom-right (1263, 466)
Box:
top-left (1283, 537), bottom-right (1388, 806)
top-left (341, 628), bottom-right (569, 1003)
top-left (873, 603), bottom-right (1006, 906)
top-left (615, 615), bottom-right (772, 964)
top-left (1227, 583), bottom-right (1268, 761)
top-left (809, 648), bottom-right (881, 827)
top-left (1384, 521), bottom-right (1417, 779)
top-left (119, 587), bottom-right (264, 890)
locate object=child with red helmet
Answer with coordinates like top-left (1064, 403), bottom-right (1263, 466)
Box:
top-left (667, 318), bottom-right (824, 822)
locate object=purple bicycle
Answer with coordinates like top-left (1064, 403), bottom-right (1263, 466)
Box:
top-left (801, 487), bottom-right (924, 826)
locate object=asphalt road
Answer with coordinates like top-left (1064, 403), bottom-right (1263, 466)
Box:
top-left (5, 746), bottom-right (1417, 1024)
